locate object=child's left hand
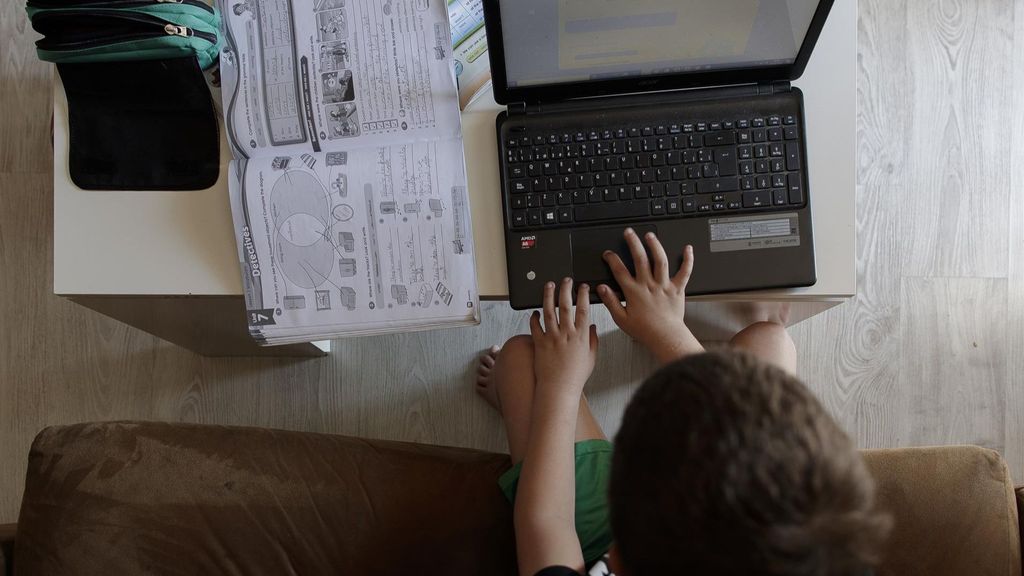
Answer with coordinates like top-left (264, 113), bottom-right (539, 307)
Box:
top-left (530, 278), bottom-right (599, 399)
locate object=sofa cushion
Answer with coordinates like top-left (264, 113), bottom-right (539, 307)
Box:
top-left (14, 422), bottom-right (518, 576)
top-left (863, 447), bottom-right (1021, 576)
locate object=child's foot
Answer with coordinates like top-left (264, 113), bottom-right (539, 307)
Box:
top-left (475, 345), bottom-right (502, 410)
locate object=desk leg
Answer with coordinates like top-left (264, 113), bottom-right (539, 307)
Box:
top-left (684, 300), bottom-right (844, 343)
top-left (68, 296), bottom-right (329, 358)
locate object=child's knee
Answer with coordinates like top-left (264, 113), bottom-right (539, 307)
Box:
top-left (731, 321), bottom-right (796, 374)
top-left (742, 321), bottom-right (793, 347)
top-left (500, 334), bottom-right (534, 359)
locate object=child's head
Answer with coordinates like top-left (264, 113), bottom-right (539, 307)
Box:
top-left (609, 351), bottom-right (890, 575)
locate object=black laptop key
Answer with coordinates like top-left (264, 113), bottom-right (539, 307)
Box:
top-left (526, 193), bottom-right (540, 208)
top-left (667, 199), bottom-right (681, 214)
top-left (742, 191), bottom-right (770, 208)
top-left (768, 127), bottom-right (783, 141)
top-left (786, 142), bottom-right (802, 170)
top-left (704, 131), bottom-right (736, 147)
top-left (512, 211), bottom-right (527, 228)
top-left (788, 173), bottom-right (804, 204)
top-left (511, 180), bottom-right (531, 194)
top-left (651, 199), bottom-right (666, 215)
top-left (558, 207), bottom-right (572, 223)
top-left (542, 209), bottom-right (558, 226)
top-left (773, 189), bottom-right (788, 206)
top-left (574, 200), bottom-right (650, 222)
top-left (716, 149), bottom-right (738, 176)
top-left (697, 178), bottom-right (739, 195)
top-left (528, 210), bottom-right (542, 226)
top-left (683, 198), bottom-right (697, 213)
top-left (512, 196), bottom-right (527, 210)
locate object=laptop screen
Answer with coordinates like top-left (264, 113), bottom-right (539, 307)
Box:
top-left (498, 0), bottom-right (821, 89)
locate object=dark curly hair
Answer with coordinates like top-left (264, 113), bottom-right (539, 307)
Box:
top-left (610, 351), bottom-right (891, 575)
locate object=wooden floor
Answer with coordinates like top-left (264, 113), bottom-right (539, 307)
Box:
top-left (1, 0), bottom-right (1022, 523)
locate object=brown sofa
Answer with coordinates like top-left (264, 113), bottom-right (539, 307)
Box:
top-left (1, 422), bottom-right (1021, 575)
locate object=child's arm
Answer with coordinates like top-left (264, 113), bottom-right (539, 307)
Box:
top-left (515, 280), bottom-right (598, 576)
top-left (597, 228), bottom-right (703, 365)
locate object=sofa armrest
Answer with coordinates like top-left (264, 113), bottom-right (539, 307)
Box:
top-left (863, 447), bottom-right (1021, 576)
top-left (0, 523), bottom-right (15, 576)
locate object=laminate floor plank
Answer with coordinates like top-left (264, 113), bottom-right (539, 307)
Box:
top-left (1004, 0), bottom-right (1024, 482)
top-left (0, 4), bottom-right (52, 173)
top-left (899, 277), bottom-right (1006, 452)
top-left (900, 0), bottom-right (1013, 278)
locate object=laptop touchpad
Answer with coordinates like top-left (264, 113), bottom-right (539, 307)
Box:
top-left (570, 225), bottom-right (656, 287)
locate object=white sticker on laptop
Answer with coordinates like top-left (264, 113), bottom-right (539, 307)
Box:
top-left (708, 213), bottom-right (800, 253)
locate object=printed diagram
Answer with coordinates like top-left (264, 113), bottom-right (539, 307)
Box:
top-left (325, 103), bottom-right (360, 139)
top-left (270, 170), bottom-right (337, 290)
top-left (319, 42), bottom-right (350, 72)
top-left (417, 284), bottom-right (433, 308)
top-left (301, 154), bottom-right (317, 169)
top-left (338, 231), bottom-right (355, 252)
top-left (317, 9), bottom-right (348, 41)
top-left (380, 201), bottom-right (397, 215)
top-left (391, 284), bottom-right (408, 305)
top-left (339, 287), bottom-right (357, 311)
top-left (338, 257), bottom-right (357, 277)
top-left (326, 151), bottom-right (348, 166)
top-left (230, 0), bottom-right (255, 16)
top-left (321, 70), bottom-right (355, 104)
top-left (284, 295), bottom-right (306, 310)
top-left (331, 173), bottom-right (348, 197)
top-left (429, 198), bottom-right (444, 218)
top-left (315, 0), bottom-right (345, 10)
top-left (315, 290), bottom-right (331, 310)
top-left (333, 203), bottom-right (354, 222)
top-left (271, 156), bottom-right (291, 170)
top-left (403, 201), bottom-right (421, 214)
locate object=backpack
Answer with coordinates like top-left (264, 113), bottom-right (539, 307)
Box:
top-left (27, 0), bottom-right (222, 70)
top-left (26, 0), bottom-right (223, 190)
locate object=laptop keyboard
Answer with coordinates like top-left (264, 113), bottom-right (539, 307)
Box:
top-left (504, 115), bottom-right (806, 230)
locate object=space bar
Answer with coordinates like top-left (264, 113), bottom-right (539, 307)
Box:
top-left (575, 201), bottom-right (650, 222)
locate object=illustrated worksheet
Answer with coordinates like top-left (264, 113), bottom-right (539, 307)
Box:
top-left (218, 0), bottom-right (478, 344)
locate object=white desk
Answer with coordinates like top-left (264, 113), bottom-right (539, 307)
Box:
top-left (53, 0), bottom-right (856, 355)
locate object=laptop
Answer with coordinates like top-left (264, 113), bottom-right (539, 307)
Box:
top-left (483, 0), bottom-right (834, 310)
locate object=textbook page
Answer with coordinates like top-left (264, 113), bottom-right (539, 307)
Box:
top-left (219, 0), bottom-right (462, 159)
top-left (227, 139), bottom-right (479, 341)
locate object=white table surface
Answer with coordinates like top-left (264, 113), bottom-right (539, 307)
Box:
top-left (54, 0), bottom-right (855, 301)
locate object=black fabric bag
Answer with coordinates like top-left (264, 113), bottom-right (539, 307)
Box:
top-left (58, 57), bottom-right (220, 190)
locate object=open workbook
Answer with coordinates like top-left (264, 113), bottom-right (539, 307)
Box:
top-left (217, 0), bottom-right (479, 345)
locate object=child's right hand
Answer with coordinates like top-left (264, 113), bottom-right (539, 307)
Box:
top-left (596, 228), bottom-right (704, 364)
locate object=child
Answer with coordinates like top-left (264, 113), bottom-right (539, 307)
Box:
top-left (475, 228), bottom-right (890, 576)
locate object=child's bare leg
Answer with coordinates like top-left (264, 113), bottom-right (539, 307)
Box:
top-left (476, 335), bottom-right (605, 464)
top-left (728, 321), bottom-right (797, 375)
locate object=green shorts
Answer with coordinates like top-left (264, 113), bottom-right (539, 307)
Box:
top-left (498, 439), bottom-right (614, 565)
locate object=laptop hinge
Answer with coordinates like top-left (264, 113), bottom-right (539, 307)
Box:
top-left (758, 81), bottom-right (792, 95)
top-left (508, 102), bottom-right (527, 116)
